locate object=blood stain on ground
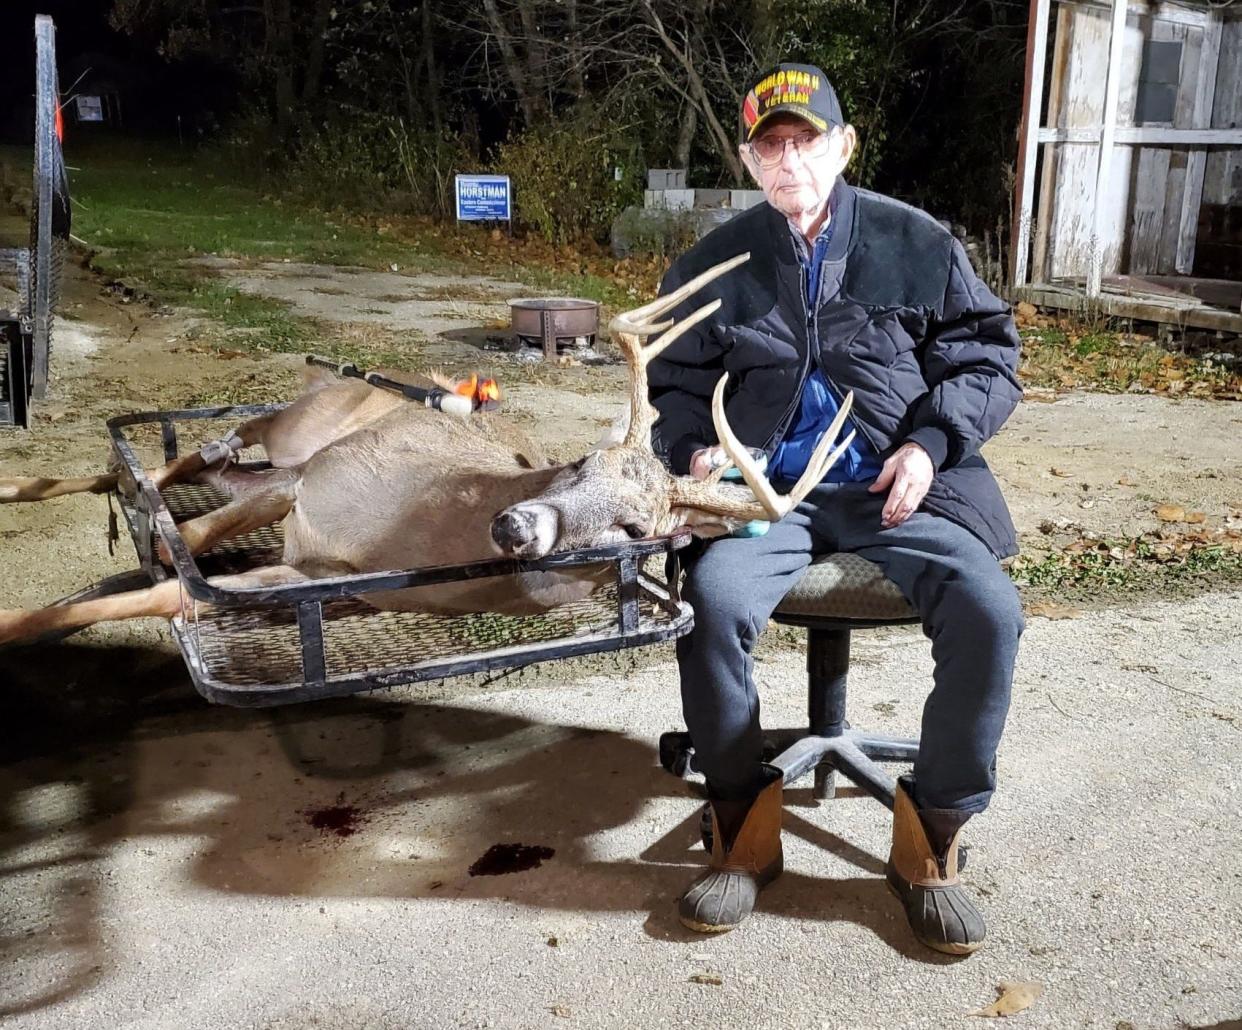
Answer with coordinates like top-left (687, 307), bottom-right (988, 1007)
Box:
top-left (468, 843), bottom-right (555, 876)
top-left (304, 804), bottom-right (365, 838)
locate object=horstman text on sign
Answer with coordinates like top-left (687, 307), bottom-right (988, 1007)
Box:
top-left (455, 174), bottom-right (512, 223)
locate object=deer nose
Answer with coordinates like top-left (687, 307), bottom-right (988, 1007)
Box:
top-left (491, 503), bottom-right (559, 558)
top-left (491, 509), bottom-right (533, 553)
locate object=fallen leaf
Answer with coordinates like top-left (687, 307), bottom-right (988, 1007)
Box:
top-left (546, 935), bottom-right (559, 947)
top-left (1022, 386), bottom-right (1059, 403)
top-left (1028, 602), bottom-right (1079, 620)
top-left (1050, 467), bottom-right (1073, 478)
top-left (689, 974), bottom-right (723, 986)
top-left (1155, 504), bottom-right (1186, 522)
top-left (968, 980), bottom-right (1044, 1018)
top-left (550, 1004), bottom-right (572, 1018)
top-left (1117, 476), bottom-right (1138, 487)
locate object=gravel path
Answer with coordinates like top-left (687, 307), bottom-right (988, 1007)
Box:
top-left (2, 591), bottom-right (1239, 1029)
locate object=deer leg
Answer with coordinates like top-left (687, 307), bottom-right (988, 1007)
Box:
top-left (0, 564), bottom-right (308, 648)
top-left (194, 464), bottom-right (292, 501)
top-left (147, 411), bottom-right (280, 493)
top-left (159, 470), bottom-right (298, 563)
top-left (0, 473), bottom-right (120, 503)
top-left (0, 413), bottom-right (280, 504)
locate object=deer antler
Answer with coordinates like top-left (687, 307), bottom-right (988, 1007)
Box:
top-left (670, 374), bottom-right (858, 522)
top-left (610, 252), bottom-right (750, 450)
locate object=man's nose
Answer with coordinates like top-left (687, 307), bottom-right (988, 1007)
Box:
top-left (778, 140), bottom-right (807, 172)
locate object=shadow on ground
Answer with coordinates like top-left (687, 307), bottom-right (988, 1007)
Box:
top-left (0, 636), bottom-right (937, 1018)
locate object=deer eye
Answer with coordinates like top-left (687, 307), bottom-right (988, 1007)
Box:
top-left (622, 523), bottom-right (647, 540)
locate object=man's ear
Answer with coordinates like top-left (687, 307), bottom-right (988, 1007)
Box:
top-left (837, 125), bottom-right (858, 172)
top-left (738, 145), bottom-right (763, 187)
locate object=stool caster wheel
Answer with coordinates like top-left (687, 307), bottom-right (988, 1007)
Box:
top-left (814, 763), bottom-right (837, 801)
top-left (659, 731), bottom-right (695, 778)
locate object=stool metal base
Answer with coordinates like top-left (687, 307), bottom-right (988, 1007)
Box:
top-left (658, 726), bottom-right (918, 809)
top-left (657, 623), bottom-right (920, 810)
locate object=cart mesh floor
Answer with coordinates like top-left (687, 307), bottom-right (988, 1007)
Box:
top-left (124, 467), bottom-right (690, 705)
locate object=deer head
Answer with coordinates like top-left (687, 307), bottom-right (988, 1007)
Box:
top-left (489, 253), bottom-right (856, 559)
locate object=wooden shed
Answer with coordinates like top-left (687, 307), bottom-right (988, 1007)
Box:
top-left (1011, 0), bottom-right (1242, 332)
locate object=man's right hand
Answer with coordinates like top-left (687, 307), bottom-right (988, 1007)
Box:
top-left (689, 446), bottom-right (728, 481)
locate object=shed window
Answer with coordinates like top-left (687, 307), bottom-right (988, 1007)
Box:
top-left (1135, 40), bottom-right (1182, 124)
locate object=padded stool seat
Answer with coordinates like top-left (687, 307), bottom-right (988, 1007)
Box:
top-left (775, 552), bottom-right (914, 622)
top-left (660, 552), bottom-right (922, 809)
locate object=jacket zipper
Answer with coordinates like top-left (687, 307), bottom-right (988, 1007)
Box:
top-left (759, 251), bottom-right (814, 454)
top-left (806, 255), bottom-right (883, 456)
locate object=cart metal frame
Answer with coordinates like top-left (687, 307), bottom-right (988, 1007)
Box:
top-left (102, 405), bottom-right (694, 707)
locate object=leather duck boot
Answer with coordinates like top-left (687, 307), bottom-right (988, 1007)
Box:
top-left (679, 766), bottom-right (783, 933)
top-left (886, 775), bottom-right (986, 955)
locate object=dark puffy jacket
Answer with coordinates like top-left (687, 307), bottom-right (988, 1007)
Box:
top-left (649, 181), bottom-right (1023, 558)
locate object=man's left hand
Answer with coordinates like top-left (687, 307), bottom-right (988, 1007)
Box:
top-left (868, 442), bottom-right (934, 528)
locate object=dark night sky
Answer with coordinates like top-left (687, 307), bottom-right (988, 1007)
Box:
top-left (1, 1), bottom-right (232, 143)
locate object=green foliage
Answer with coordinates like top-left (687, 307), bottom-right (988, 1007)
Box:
top-left (492, 114), bottom-right (642, 245)
top-left (775, 0), bottom-right (893, 187)
top-left (610, 207), bottom-right (701, 258)
top-left (1012, 538), bottom-right (1242, 597)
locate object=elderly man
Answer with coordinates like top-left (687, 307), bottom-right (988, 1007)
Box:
top-left (649, 63), bottom-right (1024, 954)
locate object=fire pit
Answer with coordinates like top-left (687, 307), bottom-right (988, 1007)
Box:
top-left (508, 297), bottom-right (599, 359)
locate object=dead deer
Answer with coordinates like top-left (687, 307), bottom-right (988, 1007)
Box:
top-left (0, 254), bottom-right (856, 646)
top-left (0, 364), bottom-right (523, 505)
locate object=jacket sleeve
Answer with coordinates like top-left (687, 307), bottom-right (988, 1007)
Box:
top-left (905, 239), bottom-right (1023, 470)
top-left (647, 262), bottom-right (727, 475)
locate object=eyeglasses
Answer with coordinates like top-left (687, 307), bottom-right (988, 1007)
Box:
top-left (747, 129), bottom-right (833, 167)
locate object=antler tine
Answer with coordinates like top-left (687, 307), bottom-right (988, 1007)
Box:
top-left (609, 251), bottom-right (750, 335)
top-left (782, 391), bottom-right (857, 509)
top-left (613, 251), bottom-right (750, 451)
top-left (618, 297), bottom-right (718, 448)
top-left (709, 373), bottom-right (857, 521)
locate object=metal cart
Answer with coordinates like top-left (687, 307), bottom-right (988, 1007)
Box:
top-left (1, 15), bottom-right (71, 428)
top-left (96, 405), bottom-right (694, 707)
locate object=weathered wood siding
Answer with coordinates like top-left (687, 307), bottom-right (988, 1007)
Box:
top-left (1204, 13), bottom-right (1242, 208)
top-left (1033, 1), bottom-right (1228, 281)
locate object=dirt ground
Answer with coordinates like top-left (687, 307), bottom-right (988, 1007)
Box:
top-left (1, 258), bottom-right (1240, 1029)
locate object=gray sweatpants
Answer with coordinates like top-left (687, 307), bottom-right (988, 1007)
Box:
top-left (676, 481), bottom-right (1023, 814)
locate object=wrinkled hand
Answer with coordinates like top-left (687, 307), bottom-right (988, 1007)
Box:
top-left (689, 446), bottom-right (728, 482)
top-left (868, 442), bottom-right (934, 528)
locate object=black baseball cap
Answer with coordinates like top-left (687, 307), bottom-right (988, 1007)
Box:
top-left (739, 63), bottom-right (844, 143)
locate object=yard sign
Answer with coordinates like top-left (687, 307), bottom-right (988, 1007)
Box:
top-left (455, 174), bottom-right (512, 223)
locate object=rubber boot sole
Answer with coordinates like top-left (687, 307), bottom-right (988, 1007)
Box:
top-left (678, 858), bottom-right (783, 933)
top-left (885, 874), bottom-right (984, 956)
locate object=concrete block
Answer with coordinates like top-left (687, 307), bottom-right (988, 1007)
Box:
top-left (694, 188), bottom-right (730, 208)
top-left (647, 168), bottom-right (687, 190)
top-left (729, 190), bottom-right (766, 210)
top-left (644, 188), bottom-right (694, 212)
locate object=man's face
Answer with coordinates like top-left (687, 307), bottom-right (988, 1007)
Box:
top-left (739, 115), bottom-right (857, 220)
